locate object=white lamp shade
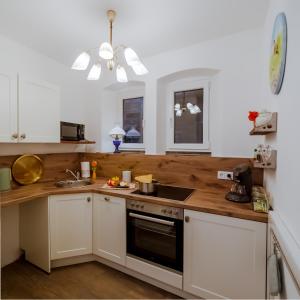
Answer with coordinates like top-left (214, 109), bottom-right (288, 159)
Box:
top-left (109, 125), bottom-right (126, 138)
top-left (126, 127), bottom-right (141, 137)
top-left (174, 103), bottom-right (181, 111)
top-left (193, 105), bottom-right (201, 113)
top-left (131, 62), bottom-right (148, 75)
top-left (72, 52), bottom-right (90, 70)
top-left (186, 103), bottom-right (193, 110)
top-left (99, 42), bottom-right (114, 60)
top-left (176, 109), bottom-right (183, 117)
top-left (87, 63), bottom-right (102, 80)
top-left (124, 47), bottom-right (141, 66)
top-left (116, 65), bottom-right (128, 82)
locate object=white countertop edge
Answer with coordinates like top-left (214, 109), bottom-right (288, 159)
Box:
top-left (269, 211), bottom-right (300, 290)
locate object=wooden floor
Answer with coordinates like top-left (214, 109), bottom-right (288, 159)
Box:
top-left (1, 260), bottom-right (180, 299)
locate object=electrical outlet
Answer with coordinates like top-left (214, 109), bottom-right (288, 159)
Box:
top-left (217, 171), bottom-right (233, 180)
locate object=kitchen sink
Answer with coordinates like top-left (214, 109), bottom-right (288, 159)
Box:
top-left (55, 179), bottom-right (93, 188)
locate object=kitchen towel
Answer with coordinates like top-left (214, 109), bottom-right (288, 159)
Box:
top-left (268, 253), bottom-right (282, 296)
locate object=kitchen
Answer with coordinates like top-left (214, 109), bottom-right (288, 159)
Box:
top-left (0, 0), bottom-right (300, 299)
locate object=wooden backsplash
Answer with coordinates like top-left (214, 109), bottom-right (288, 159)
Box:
top-left (0, 153), bottom-right (81, 185)
top-left (0, 152), bottom-right (263, 189)
top-left (82, 153), bottom-right (263, 190)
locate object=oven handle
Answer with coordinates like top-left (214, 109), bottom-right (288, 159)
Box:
top-left (129, 212), bottom-right (175, 226)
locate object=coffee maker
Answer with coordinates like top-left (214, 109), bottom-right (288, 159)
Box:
top-left (225, 164), bottom-right (252, 203)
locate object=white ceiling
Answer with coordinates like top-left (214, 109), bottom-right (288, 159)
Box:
top-left (0, 0), bottom-right (269, 66)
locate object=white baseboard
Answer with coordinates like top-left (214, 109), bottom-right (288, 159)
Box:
top-left (51, 254), bottom-right (94, 268)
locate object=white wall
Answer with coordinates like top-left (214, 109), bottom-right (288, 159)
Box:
top-left (0, 33), bottom-right (99, 155)
top-left (95, 28), bottom-right (264, 156)
top-left (261, 0), bottom-right (300, 291)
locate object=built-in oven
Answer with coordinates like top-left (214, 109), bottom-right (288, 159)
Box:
top-left (127, 200), bottom-right (183, 272)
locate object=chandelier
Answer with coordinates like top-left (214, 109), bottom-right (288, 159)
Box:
top-left (174, 103), bottom-right (201, 117)
top-left (71, 10), bottom-right (148, 82)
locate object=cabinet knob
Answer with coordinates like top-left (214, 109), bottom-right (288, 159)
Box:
top-left (87, 197), bottom-right (91, 202)
top-left (104, 197), bottom-right (110, 201)
top-left (20, 133), bottom-right (26, 139)
top-left (11, 133), bottom-right (18, 139)
top-left (185, 216), bottom-right (190, 223)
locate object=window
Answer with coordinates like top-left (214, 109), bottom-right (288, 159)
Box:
top-left (167, 79), bottom-right (210, 151)
top-left (174, 89), bottom-right (204, 144)
top-left (123, 97), bottom-right (143, 144)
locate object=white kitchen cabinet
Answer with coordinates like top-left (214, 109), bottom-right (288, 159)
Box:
top-left (18, 75), bottom-right (60, 143)
top-left (49, 193), bottom-right (93, 260)
top-left (0, 71), bottom-right (18, 142)
top-left (184, 210), bottom-right (266, 299)
top-left (0, 73), bottom-right (60, 143)
top-left (93, 194), bottom-right (126, 265)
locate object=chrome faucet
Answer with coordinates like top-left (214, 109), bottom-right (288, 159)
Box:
top-left (65, 169), bottom-right (80, 181)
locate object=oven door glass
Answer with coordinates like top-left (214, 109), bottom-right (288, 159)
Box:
top-left (127, 210), bottom-right (183, 272)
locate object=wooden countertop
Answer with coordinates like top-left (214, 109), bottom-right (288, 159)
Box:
top-left (0, 179), bottom-right (268, 223)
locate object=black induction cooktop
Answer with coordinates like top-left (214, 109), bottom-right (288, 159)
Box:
top-left (131, 184), bottom-right (194, 201)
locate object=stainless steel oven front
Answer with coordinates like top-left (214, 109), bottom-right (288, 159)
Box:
top-left (126, 200), bottom-right (183, 272)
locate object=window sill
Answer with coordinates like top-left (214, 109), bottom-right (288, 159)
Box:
top-left (166, 151), bottom-right (211, 156)
top-left (120, 143), bottom-right (145, 151)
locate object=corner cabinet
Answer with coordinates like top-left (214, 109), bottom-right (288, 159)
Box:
top-left (183, 210), bottom-right (266, 299)
top-left (93, 194), bottom-right (126, 265)
top-left (0, 73), bottom-right (60, 143)
top-left (49, 194), bottom-right (93, 260)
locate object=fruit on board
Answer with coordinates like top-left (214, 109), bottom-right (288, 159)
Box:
top-left (107, 176), bottom-right (120, 187)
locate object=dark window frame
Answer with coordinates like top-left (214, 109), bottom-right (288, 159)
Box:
top-left (122, 96), bottom-right (144, 145)
top-left (173, 88), bottom-right (204, 144)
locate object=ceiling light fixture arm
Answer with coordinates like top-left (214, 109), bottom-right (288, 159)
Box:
top-left (107, 10), bottom-right (116, 46)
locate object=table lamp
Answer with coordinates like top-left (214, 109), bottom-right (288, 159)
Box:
top-left (109, 125), bottom-right (126, 153)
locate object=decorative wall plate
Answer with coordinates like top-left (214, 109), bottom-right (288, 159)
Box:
top-left (269, 12), bottom-right (287, 95)
top-left (12, 154), bottom-right (44, 185)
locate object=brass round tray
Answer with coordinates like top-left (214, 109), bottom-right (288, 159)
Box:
top-left (12, 154), bottom-right (44, 185)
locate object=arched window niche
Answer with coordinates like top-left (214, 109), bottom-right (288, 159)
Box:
top-left (156, 68), bottom-right (220, 154)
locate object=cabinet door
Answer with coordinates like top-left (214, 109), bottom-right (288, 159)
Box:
top-left (184, 210), bottom-right (266, 299)
top-left (0, 71), bottom-right (18, 142)
top-left (93, 194), bottom-right (126, 265)
top-left (18, 75), bottom-right (60, 143)
top-left (49, 194), bottom-right (92, 260)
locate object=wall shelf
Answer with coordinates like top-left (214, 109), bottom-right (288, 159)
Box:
top-left (249, 112), bottom-right (277, 135)
top-left (60, 140), bottom-right (96, 145)
top-left (253, 149), bottom-right (277, 169)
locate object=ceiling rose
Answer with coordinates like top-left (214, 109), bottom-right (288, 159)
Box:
top-left (71, 10), bottom-right (148, 82)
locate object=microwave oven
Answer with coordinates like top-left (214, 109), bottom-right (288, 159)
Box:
top-left (60, 121), bottom-right (85, 141)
